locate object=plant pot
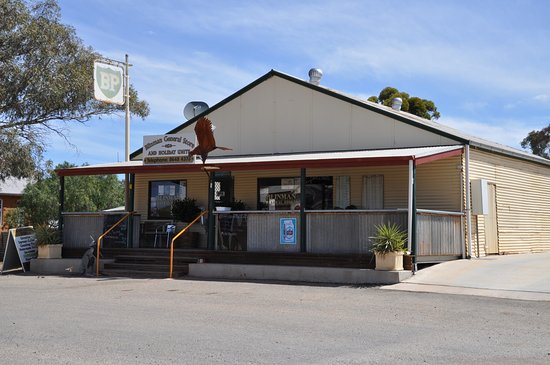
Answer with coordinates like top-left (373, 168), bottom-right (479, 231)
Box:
top-left (38, 244), bottom-right (63, 259)
top-left (374, 251), bottom-right (404, 271)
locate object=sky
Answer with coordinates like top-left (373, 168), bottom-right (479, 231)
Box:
top-left (47, 0), bottom-right (550, 167)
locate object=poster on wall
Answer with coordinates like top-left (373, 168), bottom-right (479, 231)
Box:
top-left (279, 218), bottom-right (296, 245)
top-left (1, 226), bottom-right (37, 273)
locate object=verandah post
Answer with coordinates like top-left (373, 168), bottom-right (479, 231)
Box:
top-left (300, 168), bottom-right (306, 253)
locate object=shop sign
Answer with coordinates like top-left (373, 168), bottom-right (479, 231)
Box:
top-left (93, 61), bottom-right (124, 105)
top-left (1, 227), bottom-right (37, 273)
top-left (143, 134), bottom-right (196, 165)
top-left (280, 218), bottom-right (296, 245)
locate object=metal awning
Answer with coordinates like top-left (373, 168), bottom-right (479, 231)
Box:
top-left (56, 145), bottom-right (464, 176)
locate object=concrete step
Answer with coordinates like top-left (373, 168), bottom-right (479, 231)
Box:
top-left (104, 262), bottom-right (189, 274)
top-left (100, 268), bottom-right (182, 279)
top-left (114, 255), bottom-right (199, 264)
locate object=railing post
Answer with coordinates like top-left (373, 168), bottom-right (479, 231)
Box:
top-left (300, 168), bottom-right (306, 253)
top-left (58, 176), bottom-right (65, 233)
top-left (207, 171), bottom-right (216, 250)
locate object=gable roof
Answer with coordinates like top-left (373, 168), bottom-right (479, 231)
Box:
top-left (0, 177), bottom-right (28, 196)
top-left (130, 69), bottom-right (550, 167)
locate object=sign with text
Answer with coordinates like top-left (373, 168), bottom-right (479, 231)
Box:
top-left (94, 61), bottom-right (124, 105)
top-left (279, 218), bottom-right (296, 245)
top-left (143, 134), bottom-right (196, 165)
top-left (1, 227), bottom-right (37, 273)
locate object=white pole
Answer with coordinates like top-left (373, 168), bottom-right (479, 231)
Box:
top-left (125, 54), bottom-right (130, 162)
top-left (407, 159), bottom-right (413, 252)
top-left (465, 145), bottom-right (473, 258)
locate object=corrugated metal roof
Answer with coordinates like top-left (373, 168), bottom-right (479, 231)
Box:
top-left (57, 146), bottom-right (463, 176)
top-left (0, 177), bottom-right (29, 195)
top-left (135, 69), bottom-right (548, 167)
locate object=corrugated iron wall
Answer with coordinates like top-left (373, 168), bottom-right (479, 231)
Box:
top-left (469, 148), bottom-right (550, 254)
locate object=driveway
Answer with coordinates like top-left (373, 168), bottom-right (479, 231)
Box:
top-left (384, 251), bottom-right (550, 301)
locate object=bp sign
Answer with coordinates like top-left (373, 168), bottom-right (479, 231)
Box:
top-left (94, 61), bottom-right (124, 105)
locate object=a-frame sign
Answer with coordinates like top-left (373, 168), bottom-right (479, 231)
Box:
top-left (1, 227), bottom-right (37, 273)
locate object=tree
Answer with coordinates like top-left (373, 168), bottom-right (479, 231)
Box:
top-left (0, 0), bottom-right (150, 181)
top-left (13, 161), bottom-right (125, 226)
top-left (521, 124), bottom-right (549, 159)
top-left (368, 86), bottom-right (440, 120)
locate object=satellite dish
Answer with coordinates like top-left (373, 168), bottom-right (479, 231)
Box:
top-left (183, 101), bottom-right (209, 120)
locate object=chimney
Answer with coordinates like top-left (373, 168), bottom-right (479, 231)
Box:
top-left (308, 68), bottom-right (323, 85)
top-left (391, 97), bottom-right (402, 111)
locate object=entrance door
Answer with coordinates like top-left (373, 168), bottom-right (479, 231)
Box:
top-left (214, 173), bottom-right (233, 207)
top-left (485, 183), bottom-right (499, 254)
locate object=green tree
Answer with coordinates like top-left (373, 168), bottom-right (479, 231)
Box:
top-left (368, 86), bottom-right (440, 120)
top-left (521, 124), bottom-right (549, 159)
top-left (17, 161), bottom-right (125, 226)
top-left (0, 0), bottom-right (150, 181)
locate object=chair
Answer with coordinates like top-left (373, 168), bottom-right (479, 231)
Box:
top-left (154, 223), bottom-right (176, 248)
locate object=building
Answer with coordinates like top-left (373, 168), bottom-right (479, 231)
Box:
top-left (57, 70), bottom-right (550, 270)
top-left (0, 177), bottom-right (27, 232)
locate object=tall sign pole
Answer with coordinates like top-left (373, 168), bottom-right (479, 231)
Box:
top-left (93, 55), bottom-right (133, 247)
top-left (125, 54), bottom-right (130, 162)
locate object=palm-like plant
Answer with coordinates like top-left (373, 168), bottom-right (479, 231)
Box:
top-left (370, 223), bottom-right (407, 254)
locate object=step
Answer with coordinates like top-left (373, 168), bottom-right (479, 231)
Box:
top-left (100, 268), bottom-right (184, 279)
top-left (114, 255), bottom-right (199, 263)
top-left (104, 262), bottom-right (189, 274)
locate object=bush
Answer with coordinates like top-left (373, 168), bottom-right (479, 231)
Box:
top-left (171, 197), bottom-right (201, 222)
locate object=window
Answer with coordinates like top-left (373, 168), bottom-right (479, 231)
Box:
top-left (257, 176), bottom-right (333, 210)
top-left (334, 176), bottom-right (350, 209)
top-left (148, 181), bottom-right (186, 219)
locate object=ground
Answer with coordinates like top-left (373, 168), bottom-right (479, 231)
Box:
top-left (0, 275), bottom-right (548, 364)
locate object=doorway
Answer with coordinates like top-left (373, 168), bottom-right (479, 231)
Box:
top-left (485, 183), bottom-right (499, 254)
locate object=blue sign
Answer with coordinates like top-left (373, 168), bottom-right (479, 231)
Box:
top-left (280, 218), bottom-right (296, 245)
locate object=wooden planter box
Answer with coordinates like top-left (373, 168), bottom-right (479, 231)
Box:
top-left (374, 251), bottom-right (404, 271)
top-left (38, 244), bottom-right (63, 259)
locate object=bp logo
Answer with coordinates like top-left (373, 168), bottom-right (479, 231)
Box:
top-left (93, 61), bottom-right (124, 105)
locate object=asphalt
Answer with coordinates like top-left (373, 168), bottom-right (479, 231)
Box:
top-left (382, 251), bottom-right (550, 301)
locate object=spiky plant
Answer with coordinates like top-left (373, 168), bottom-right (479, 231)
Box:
top-left (369, 223), bottom-right (407, 254)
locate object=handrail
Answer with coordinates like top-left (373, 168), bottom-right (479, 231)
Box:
top-left (169, 210), bottom-right (208, 279)
top-left (96, 212), bottom-right (133, 276)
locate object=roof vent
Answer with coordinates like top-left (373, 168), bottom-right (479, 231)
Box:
top-left (308, 68), bottom-right (323, 85)
top-left (391, 97), bottom-right (402, 111)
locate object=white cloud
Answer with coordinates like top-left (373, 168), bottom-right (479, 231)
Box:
top-left (440, 116), bottom-right (533, 150)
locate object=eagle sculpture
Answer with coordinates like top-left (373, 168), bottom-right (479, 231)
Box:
top-left (189, 117), bottom-right (232, 171)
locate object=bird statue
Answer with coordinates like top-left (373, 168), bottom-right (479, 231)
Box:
top-left (189, 116), bottom-right (232, 176)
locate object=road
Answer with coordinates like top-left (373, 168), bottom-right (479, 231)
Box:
top-left (0, 274), bottom-right (548, 364)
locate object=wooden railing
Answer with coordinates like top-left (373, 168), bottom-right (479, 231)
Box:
top-left (169, 211), bottom-right (208, 278)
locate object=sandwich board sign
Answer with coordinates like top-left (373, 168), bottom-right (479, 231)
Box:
top-left (1, 227), bottom-right (37, 273)
top-left (94, 61), bottom-right (124, 105)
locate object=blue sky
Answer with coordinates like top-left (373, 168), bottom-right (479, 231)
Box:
top-left (49, 0), bottom-right (550, 166)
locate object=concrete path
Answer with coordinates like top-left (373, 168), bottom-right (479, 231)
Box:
top-left (382, 251), bottom-right (550, 301)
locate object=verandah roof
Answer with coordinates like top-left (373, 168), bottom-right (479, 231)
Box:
top-left (56, 145), bottom-right (464, 177)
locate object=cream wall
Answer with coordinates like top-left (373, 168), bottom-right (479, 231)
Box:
top-left (134, 75), bottom-right (460, 160)
top-left (133, 155), bottom-right (461, 218)
top-left (469, 148), bottom-right (550, 254)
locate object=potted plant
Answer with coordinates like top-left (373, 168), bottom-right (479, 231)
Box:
top-left (35, 223), bottom-right (63, 259)
top-left (171, 197), bottom-right (201, 223)
top-left (370, 223), bottom-right (407, 271)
